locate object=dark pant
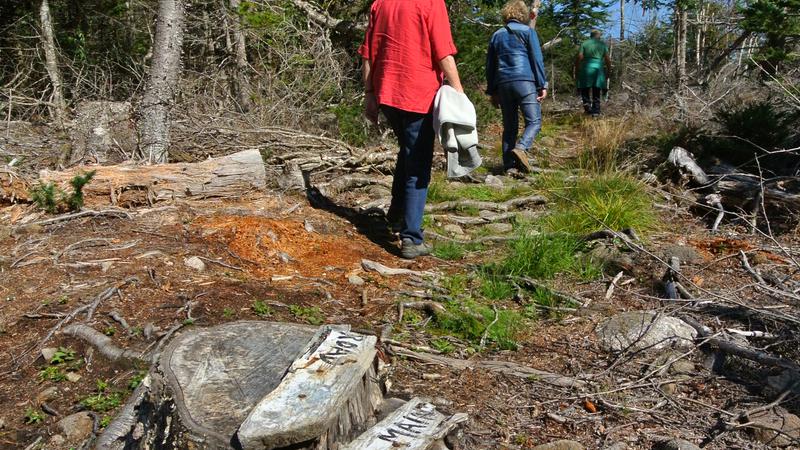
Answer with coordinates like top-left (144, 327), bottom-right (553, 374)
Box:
top-left (580, 87), bottom-right (601, 115)
top-left (382, 105), bottom-right (434, 245)
top-left (498, 80), bottom-right (542, 170)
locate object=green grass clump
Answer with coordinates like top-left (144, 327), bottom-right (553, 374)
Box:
top-left (252, 300), bottom-right (272, 317)
top-left (478, 273), bottom-right (515, 300)
top-left (501, 232), bottom-right (585, 279)
top-left (432, 242), bottom-right (466, 260)
top-left (541, 174), bottom-right (655, 236)
top-left (434, 298), bottom-right (523, 350)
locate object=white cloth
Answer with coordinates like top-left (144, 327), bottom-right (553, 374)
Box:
top-left (432, 85), bottom-right (482, 178)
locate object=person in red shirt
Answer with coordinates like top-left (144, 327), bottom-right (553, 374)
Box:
top-left (359, 0), bottom-right (464, 259)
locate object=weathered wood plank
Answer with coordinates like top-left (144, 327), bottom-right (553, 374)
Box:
top-left (340, 398), bottom-right (466, 450)
top-left (236, 329), bottom-right (379, 450)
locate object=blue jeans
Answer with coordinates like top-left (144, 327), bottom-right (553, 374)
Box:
top-left (382, 106), bottom-right (434, 245)
top-left (498, 80), bottom-right (542, 170)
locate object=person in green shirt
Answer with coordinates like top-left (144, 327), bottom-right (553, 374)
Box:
top-left (574, 29), bottom-right (612, 116)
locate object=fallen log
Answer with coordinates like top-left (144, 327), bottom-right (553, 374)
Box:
top-left (38, 149), bottom-right (266, 207)
top-left (425, 195), bottom-right (546, 213)
top-left (0, 167), bottom-right (29, 204)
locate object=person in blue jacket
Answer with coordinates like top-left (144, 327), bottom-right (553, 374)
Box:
top-left (486, 0), bottom-right (548, 174)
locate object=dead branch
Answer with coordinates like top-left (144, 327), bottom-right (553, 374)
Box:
top-left (389, 345), bottom-right (588, 389)
top-left (425, 231), bottom-right (514, 245)
top-left (29, 208), bottom-right (132, 226)
top-left (425, 195), bottom-right (546, 213)
top-left (361, 259), bottom-right (433, 277)
top-left (62, 324), bottom-right (146, 365)
top-left (681, 316), bottom-right (800, 373)
top-left (109, 311), bottom-right (132, 335)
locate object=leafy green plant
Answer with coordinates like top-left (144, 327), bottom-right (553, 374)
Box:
top-left (81, 380), bottom-right (122, 412)
top-left (50, 347), bottom-right (76, 365)
top-left (100, 415), bottom-right (112, 428)
top-left (103, 326), bottom-right (116, 336)
top-left (252, 300), bottom-right (272, 317)
top-left (289, 305), bottom-right (324, 325)
top-left (39, 366), bottom-right (66, 382)
top-left (128, 371), bottom-right (146, 390)
top-left (24, 408), bottom-right (44, 424)
top-left (223, 307), bottom-right (235, 319)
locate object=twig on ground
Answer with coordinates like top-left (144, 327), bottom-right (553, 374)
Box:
top-left (362, 259), bottom-right (433, 277)
top-left (480, 305), bottom-right (499, 349)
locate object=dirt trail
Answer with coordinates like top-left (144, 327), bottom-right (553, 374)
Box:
top-left (1, 110), bottom-right (799, 449)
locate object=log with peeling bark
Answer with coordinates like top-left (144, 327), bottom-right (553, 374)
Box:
top-left (0, 167), bottom-right (29, 204)
top-left (38, 149), bottom-right (266, 207)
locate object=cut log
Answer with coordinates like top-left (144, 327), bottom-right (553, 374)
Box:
top-left (0, 167), bottom-right (29, 204)
top-left (39, 149), bottom-right (266, 207)
top-left (96, 321), bottom-right (386, 450)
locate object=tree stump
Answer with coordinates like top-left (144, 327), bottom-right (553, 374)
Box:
top-left (97, 322), bottom-right (385, 449)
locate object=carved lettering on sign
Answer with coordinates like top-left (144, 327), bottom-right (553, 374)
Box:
top-left (318, 332), bottom-right (366, 365)
top-left (377, 403), bottom-right (438, 443)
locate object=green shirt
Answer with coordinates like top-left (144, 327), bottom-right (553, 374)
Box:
top-left (577, 38), bottom-right (608, 89)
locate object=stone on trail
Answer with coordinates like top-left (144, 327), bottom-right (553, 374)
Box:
top-left (348, 274), bottom-right (365, 286)
top-left (596, 311), bottom-right (697, 353)
top-left (41, 347), bottom-right (57, 362)
top-left (532, 439), bottom-right (585, 450)
top-left (57, 411), bottom-right (94, 443)
top-left (36, 386), bottom-right (59, 405)
top-left (184, 255), bottom-right (206, 271)
top-left (484, 222), bottom-right (513, 234)
top-left (443, 224), bottom-right (465, 236)
top-left (484, 174), bottom-right (504, 188)
top-left (748, 408), bottom-right (800, 447)
top-left (65, 372), bottom-right (82, 382)
top-left (653, 438), bottom-right (701, 450)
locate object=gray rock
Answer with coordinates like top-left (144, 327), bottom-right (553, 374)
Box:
top-left (36, 386), bottom-right (59, 404)
top-left (588, 244), bottom-right (635, 274)
top-left (596, 311), bottom-right (697, 353)
top-left (348, 275), bottom-right (365, 286)
top-left (664, 245), bottom-right (703, 265)
top-left (484, 175), bottom-right (504, 188)
top-left (57, 411), bottom-right (94, 443)
top-left (443, 224), bottom-right (465, 236)
top-left (41, 347), bottom-right (57, 362)
top-left (533, 440), bottom-right (585, 450)
top-left (0, 417), bottom-right (5, 429)
top-left (184, 256), bottom-right (206, 271)
top-left (484, 223), bottom-right (513, 234)
top-left (48, 435), bottom-right (67, 447)
top-left (604, 443), bottom-right (627, 450)
top-left (304, 219), bottom-right (315, 233)
top-left (670, 359), bottom-right (695, 375)
top-left (653, 439), bottom-right (700, 450)
top-left (65, 372), bottom-right (81, 383)
top-left (748, 408), bottom-right (800, 447)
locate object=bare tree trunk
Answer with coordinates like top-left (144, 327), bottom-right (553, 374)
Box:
top-left (674, 4), bottom-right (688, 118)
top-left (39, 0), bottom-right (67, 126)
top-left (138, 0), bottom-right (185, 164)
top-left (619, 0), bottom-right (625, 41)
top-left (228, 0), bottom-right (254, 112)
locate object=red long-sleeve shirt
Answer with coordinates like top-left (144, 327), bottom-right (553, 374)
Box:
top-left (359, 0), bottom-right (458, 114)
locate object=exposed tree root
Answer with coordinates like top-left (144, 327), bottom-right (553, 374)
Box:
top-left (62, 324), bottom-right (146, 365)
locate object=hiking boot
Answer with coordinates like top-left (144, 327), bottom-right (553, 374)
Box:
top-left (401, 238), bottom-right (432, 259)
top-left (510, 148), bottom-right (532, 173)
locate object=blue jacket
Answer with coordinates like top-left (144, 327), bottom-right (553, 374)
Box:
top-left (485, 20), bottom-right (548, 95)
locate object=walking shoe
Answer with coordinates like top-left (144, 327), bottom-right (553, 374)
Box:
top-left (401, 238), bottom-right (432, 259)
top-left (510, 148), bottom-right (532, 173)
